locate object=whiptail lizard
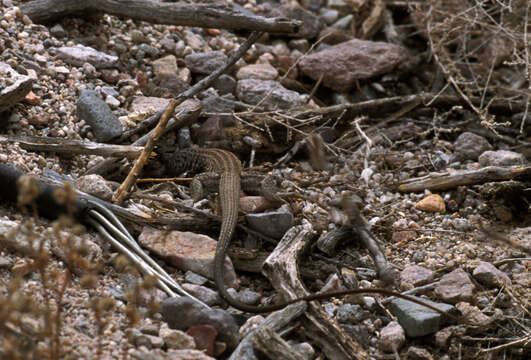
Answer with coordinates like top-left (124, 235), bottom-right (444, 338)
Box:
top-left (165, 148), bottom-right (460, 319)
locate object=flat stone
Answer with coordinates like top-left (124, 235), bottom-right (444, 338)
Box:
top-left (298, 39), bottom-right (407, 92)
top-left (184, 51), bottom-right (228, 74)
top-left (245, 210), bottom-right (294, 239)
top-left (478, 150), bottom-right (527, 166)
top-left (130, 96), bottom-right (170, 113)
top-left (400, 265), bottom-right (435, 291)
top-left (236, 79), bottom-right (304, 110)
top-left (472, 261), bottom-right (511, 288)
top-left (236, 63), bottom-right (278, 81)
top-left (138, 226), bottom-right (238, 289)
top-left (77, 90), bottom-right (123, 142)
top-left (389, 296), bottom-right (456, 337)
top-left (55, 45), bottom-right (119, 69)
top-left (434, 268), bottom-right (476, 304)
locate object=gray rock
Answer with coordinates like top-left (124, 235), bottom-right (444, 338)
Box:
top-left (389, 296), bottom-right (455, 337)
top-left (138, 43), bottom-right (160, 58)
top-left (236, 79), bottom-right (304, 110)
top-left (184, 51), bottom-right (228, 74)
top-left (74, 174), bottom-right (114, 201)
top-left (434, 268), bottom-right (476, 304)
top-left (160, 37), bottom-right (176, 53)
top-left (379, 321), bottom-right (406, 352)
top-left (320, 9), bottom-right (339, 25)
top-left (0, 62), bottom-right (34, 112)
top-left (289, 38), bottom-right (310, 53)
top-left (478, 150), bottom-right (527, 166)
top-left (472, 261), bottom-right (511, 288)
top-left (162, 297), bottom-right (239, 349)
top-left (335, 304), bottom-right (364, 323)
top-left (185, 271), bottom-right (208, 286)
top-left (55, 45), bottom-right (119, 69)
top-left (181, 283), bottom-right (221, 306)
top-left (77, 90), bottom-right (122, 142)
top-left (452, 132), bottom-right (492, 161)
top-left (406, 346), bottom-right (434, 360)
top-left (298, 39), bottom-right (407, 92)
top-left (49, 24), bottom-right (66, 38)
top-left (245, 210), bottom-right (294, 239)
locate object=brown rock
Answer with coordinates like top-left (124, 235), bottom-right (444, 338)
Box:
top-left (434, 268), bottom-right (476, 304)
top-left (186, 325), bottom-right (218, 357)
top-left (236, 63), bottom-right (278, 80)
top-left (298, 39), bottom-right (407, 92)
top-left (379, 321), bottom-right (405, 353)
top-left (415, 194), bottom-right (446, 213)
top-left (455, 302), bottom-right (492, 327)
top-left (23, 91), bottom-right (41, 105)
top-left (472, 261), bottom-right (511, 288)
top-left (239, 196), bottom-right (273, 213)
top-left (138, 226), bottom-right (238, 289)
top-left (400, 265), bottom-right (435, 291)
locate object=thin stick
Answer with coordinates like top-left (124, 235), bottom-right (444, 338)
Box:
top-left (112, 31), bottom-right (263, 203)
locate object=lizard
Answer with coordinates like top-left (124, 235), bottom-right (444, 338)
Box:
top-left (165, 147), bottom-right (460, 320)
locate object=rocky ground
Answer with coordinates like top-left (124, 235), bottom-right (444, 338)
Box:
top-left (0, 0), bottom-right (530, 359)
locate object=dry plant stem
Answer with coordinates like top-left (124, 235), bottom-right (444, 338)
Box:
top-left (113, 99), bottom-right (178, 203)
top-left (230, 302), bottom-right (307, 360)
top-left (479, 334), bottom-right (531, 353)
top-left (85, 99), bottom-right (201, 176)
top-left (294, 93), bottom-right (529, 121)
top-left (112, 31), bottom-right (263, 203)
top-left (0, 134), bottom-right (144, 158)
top-left (263, 223), bottom-right (370, 360)
top-left (397, 165), bottom-right (531, 192)
top-left (20, 0), bottom-right (301, 33)
top-left (251, 327), bottom-right (306, 360)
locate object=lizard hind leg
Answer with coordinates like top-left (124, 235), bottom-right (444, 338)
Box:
top-left (190, 172), bottom-right (220, 202)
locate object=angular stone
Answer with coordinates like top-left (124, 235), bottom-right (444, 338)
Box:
top-left (435, 268), bottom-right (476, 304)
top-left (77, 90), bottom-right (122, 142)
top-left (472, 261), bottom-right (511, 288)
top-left (245, 211), bottom-right (294, 239)
top-left (159, 324), bottom-right (196, 350)
top-left (400, 265), bottom-right (435, 291)
top-left (298, 39), bottom-right (407, 92)
top-left (236, 79), bottom-right (304, 110)
top-left (138, 226), bottom-right (238, 289)
top-left (162, 297), bottom-right (239, 349)
top-left (55, 45), bottom-right (119, 69)
top-left (389, 296), bottom-right (456, 337)
top-left (74, 174), bottom-right (113, 201)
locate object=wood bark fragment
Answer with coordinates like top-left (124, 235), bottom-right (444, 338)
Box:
top-left (230, 302), bottom-right (307, 360)
top-left (262, 223), bottom-right (370, 360)
top-left (20, 0), bottom-right (301, 33)
top-left (294, 93), bottom-right (529, 120)
top-left (251, 327), bottom-right (306, 360)
top-left (397, 165), bottom-right (531, 192)
top-left (0, 135), bottom-right (143, 158)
